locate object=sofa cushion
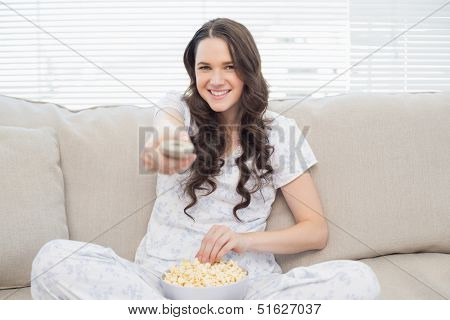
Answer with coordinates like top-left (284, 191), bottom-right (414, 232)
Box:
top-left (268, 92), bottom-right (450, 267)
top-left (360, 253), bottom-right (449, 299)
top-left (0, 287), bottom-right (31, 300)
top-left (0, 126), bottom-right (68, 289)
top-left (0, 95), bottom-right (156, 262)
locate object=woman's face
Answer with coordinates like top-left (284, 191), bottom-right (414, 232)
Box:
top-left (195, 37), bottom-right (244, 124)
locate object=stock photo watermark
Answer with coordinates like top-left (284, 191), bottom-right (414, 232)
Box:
top-left (138, 122), bottom-right (312, 177)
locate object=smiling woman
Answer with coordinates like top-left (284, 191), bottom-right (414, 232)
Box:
top-left (194, 38), bottom-right (244, 123)
top-left (30, 17), bottom-right (381, 300)
top-left (180, 18), bottom-right (275, 224)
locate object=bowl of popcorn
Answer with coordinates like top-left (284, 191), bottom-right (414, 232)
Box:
top-left (160, 258), bottom-right (249, 300)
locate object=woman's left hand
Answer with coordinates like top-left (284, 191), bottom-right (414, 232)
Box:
top-left (195, 225), bottom-right (250, 264)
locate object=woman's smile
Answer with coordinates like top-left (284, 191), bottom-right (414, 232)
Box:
top-left (208, 89), bottom-right (231, 99)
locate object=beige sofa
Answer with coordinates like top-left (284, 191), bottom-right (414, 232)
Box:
top-left (0, 92), bottom-right (449, 300)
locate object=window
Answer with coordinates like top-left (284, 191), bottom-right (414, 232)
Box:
top-left (349, 0), bottom-right (450, 92)
top-left (1, 0), bottom-right (449, 110)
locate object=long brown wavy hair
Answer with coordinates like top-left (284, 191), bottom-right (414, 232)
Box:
top-left (181, 18), bottom-right (275, 223)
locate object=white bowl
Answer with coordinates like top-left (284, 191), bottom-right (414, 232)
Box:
top-left (160, 269), bottom-right (249, 300)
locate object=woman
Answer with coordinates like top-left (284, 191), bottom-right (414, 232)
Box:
top-left (31, 18), bottom-right (380, 300)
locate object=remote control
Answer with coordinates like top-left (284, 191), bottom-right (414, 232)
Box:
top-left (160, 139), bottom-right (195, 159)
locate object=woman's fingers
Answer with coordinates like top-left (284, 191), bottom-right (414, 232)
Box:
top-left (196, 225), bottom-right (234, 264)
top-left (141, 144), bottom-right (159, 172)
top-left (160, 153), bottom-right (196, 174)
top-left (141, 133), bottom-right (163, 172)
top-left (209, 233), bottom-right (231, 263)
top-left (141, 129), bottom-right (196, 175)
top-left (200, 230), bottom-right (218, 263)
top-left (176, 153), bottom-right (197, 172)
top-left (196, 225), bottom-right (218, 263)
top-left (215, 241), bottom-right (235, 262)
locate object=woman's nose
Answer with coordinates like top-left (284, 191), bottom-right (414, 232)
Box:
top-left (210, 71), bottom-right (225, 85)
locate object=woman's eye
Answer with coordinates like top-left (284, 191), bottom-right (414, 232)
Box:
top-left (198, 65), bottom-right (234, 70)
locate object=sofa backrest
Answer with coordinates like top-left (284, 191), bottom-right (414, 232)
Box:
top-left (268, 92), bottom-right (450, 270)
top-left (1, 93), bottom-right (449, 274)
top-left (0, 96), bottom-right (155, 264)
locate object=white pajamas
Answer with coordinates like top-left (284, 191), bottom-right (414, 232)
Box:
top-left (31, 239), bottom-right (379, 299)
top-left (31, 92), bottom-right (381, 299)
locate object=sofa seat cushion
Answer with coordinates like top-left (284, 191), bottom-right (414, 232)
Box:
top-left (0, 126), bottom-right (68, 289)
top-left (0, 287), bottom-right (31, 300)
top-left (360, 253), bottom-right (449, 299)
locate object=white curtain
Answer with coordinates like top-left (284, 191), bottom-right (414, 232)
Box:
top-left (0, 0), bottom-right (449, 110)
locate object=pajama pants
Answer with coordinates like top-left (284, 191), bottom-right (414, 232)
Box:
top-left (31, 239), bottom-right (380, 300)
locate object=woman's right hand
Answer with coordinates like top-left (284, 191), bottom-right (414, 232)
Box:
top-left (141, 130), bottom-right (197, 175)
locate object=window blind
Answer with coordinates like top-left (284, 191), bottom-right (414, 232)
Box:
top-left (349, 0), bottom-right (450, 92)
top-left (0, 0), bottom-right (448, 110)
